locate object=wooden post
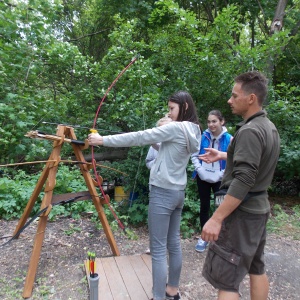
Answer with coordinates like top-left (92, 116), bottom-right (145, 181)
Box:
top-left (68, 126), bottom-right (120, 256)
top-left (17, 125), bottom-right (120, 299)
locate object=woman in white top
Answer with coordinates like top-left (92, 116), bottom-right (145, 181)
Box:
top-left (89, 91), bottom-right (201, 300)
top-left (191, 110), bottom-right (232, 253)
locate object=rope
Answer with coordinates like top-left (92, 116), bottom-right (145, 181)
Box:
top-left (0, 160), bottom-right (128, 176)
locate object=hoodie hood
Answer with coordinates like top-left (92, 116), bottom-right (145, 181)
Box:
top-left (180, 121), bottom-right (202, 154)
top-left (204, 126), bottom-right (228, 140)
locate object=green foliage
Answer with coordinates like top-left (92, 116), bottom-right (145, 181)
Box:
top-left (270, 177), bottom-right (300, 196)
top-left (0, 0), bottom-right (102, 163)
top-left (1, 0), bottom-right (300, 234)
top-left (1, 0), bottom-right (299, 182)
top-left (0, 171), bottom-right (41, 219)
top-left (1, 162), bottom-right (300, 243)
top-left (0, 165), bottom-right (88, 220)
top-left (181, 175), bottom-right (199, 237)
top-left (0, 270), bottom-right (28, 299)
top-left (127, 203), bottom-right (148, 225)
top-left (63, 224), bottom-right (82, 236)
top-left (181, 166), bottom-right (219, 238)
top-left (267, 204), bottom-right (300, 240)
top-left (268, 83), bottom-right (300, 178)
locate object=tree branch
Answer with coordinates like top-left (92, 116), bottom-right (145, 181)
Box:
top-left (67, 29), bottom-right (110, 42)
top-left (83, 149), bottom-right (129, 162)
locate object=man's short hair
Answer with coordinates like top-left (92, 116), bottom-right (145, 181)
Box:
top-left (234, 71), bottom-right (268, 105)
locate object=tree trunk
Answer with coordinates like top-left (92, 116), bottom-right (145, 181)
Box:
top-left (267, 0), bottom-right (288, 78)
top-left (270, 0), bottom-right (288, 35)
top-left (82, 148), bottom-right (129, 162)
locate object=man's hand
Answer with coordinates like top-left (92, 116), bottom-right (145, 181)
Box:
top-left (88, 133), bottom-right (104, 146)
top-left (199, 148), bottom-right (227, 163)
top-left (201, 194), bottom-right (241, 242)
top-left (201, 217), bottom-right (222, 242)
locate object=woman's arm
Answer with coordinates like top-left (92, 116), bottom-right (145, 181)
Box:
top-left (88, 123), bottom-right (176, 148)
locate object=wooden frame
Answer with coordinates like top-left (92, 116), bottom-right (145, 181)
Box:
top-left (14, 125), bottom-right (120, 298)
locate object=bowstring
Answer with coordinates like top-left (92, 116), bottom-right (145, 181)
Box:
top-left (128, 59), bottom-right (146, 207)
top-left (91, 55), bottom-right (140, 232)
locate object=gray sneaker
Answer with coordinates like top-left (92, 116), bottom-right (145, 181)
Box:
top-left (195, 237), bottom-right (208, 252)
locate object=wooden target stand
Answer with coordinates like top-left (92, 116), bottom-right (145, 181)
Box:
top-left (14, 125), bottom-right (120, 298)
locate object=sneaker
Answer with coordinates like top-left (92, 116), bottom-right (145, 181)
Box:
top-left (195, 238), bottom-right (208, 252)
top-left (166, 291), bottom-right (181, 300)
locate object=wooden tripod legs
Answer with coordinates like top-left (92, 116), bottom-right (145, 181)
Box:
top-left (14, 125), bottom-right (120, 298)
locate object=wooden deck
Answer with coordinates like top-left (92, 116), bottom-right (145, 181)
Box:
top-left (85, 254), bottom-right (152, 300)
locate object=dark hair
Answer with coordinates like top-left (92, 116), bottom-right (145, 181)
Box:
top-left (234, 71), bottom-right (268, 105)
top-left (168, 91), bottom-right (199, 125)
top-left (208, 110), bottom-right (225, 123)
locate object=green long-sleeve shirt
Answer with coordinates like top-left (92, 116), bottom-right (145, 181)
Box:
top-left (221, 110), bottom-right (280, 214)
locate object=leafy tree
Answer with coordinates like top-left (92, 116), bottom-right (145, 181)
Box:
top-left (1, 0), bottom-right (300, 230)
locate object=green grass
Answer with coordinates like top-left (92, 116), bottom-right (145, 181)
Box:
top-left (0, 273), bottom-right (53, 300)
top-left (267, 204), bottom-right (300, 240)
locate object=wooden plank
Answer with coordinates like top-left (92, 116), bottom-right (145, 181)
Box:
top-left (85, 260), bottom-right (113, 300)
top-left (13, 165), bottom-right (49, 237)
top-left (23, 126), bottom-right (65, 299)
top-left (141, 254), bottom-right (152, 271)
top-left (102, 257), bottom-right (130, 299)
top-left (115, 256), bottom-right (149, 300)
top-left (23, 216), bottom-right (48, 298)
top-left (84, 255), bottom-right (153, 300)
top-left (97, 259), bottom-right (113, 300)
top-left (129, 255), bottom-right (153, 299)
top-left (51, 191), bottom-right (92, 205)
top-left (71, 126), bottom-right (120, 256)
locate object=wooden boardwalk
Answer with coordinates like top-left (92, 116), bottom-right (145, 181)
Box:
top-left (85, 254), bottom-right (152, 300)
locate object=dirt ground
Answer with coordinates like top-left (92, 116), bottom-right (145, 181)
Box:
top-left (0, 203), bottom-right (299, 300)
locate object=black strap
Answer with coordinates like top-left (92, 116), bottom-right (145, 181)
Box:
top-left (0, 195), bottom-right (84, 248)
top-left (211, 138), bottom-right (216, 167)
top-left (214, 189), bottom-right (266, 202)
top-left (211, 138), bottom-right (216, 148)
top-left (37, 131), bottom-right (86, 145)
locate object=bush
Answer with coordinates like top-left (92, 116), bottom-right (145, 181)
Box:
top-left (0, 165), bottom-right (88, 220)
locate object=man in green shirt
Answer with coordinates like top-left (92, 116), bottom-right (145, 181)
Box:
top-left (200, 71), bottom-right (280, 300)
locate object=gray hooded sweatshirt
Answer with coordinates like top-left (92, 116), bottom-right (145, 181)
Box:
top-left (103, 121), bottom-right (201, 190)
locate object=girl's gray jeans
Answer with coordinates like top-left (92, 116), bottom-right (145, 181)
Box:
top-left (148, 185), bottom-right (185, 300)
